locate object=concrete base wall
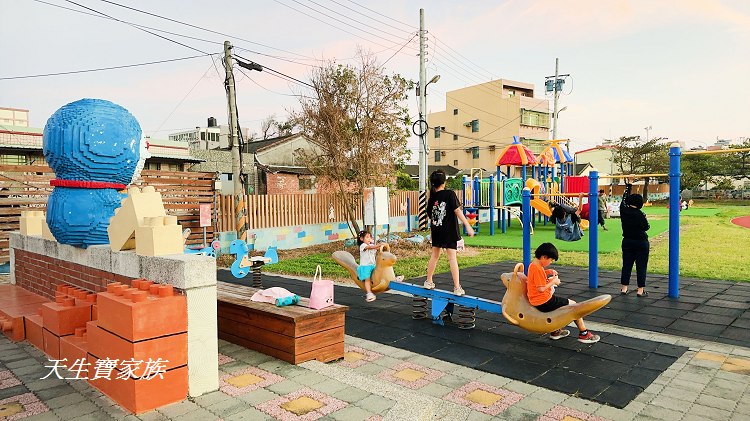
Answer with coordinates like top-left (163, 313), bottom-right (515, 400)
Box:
top-left (9, 233), bottom-right (218, 397)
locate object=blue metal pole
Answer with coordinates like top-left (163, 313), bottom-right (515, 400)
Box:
top-left (522, 187), bottom-right (531, 275)
top-left (473, 176), bottom-right (480, 207)
top-left (589, 171), bottom-right (599, 289)
top-left (522, 165), bottom-right (527, 182)
top-left (489, 174), bottom-right (495, 236)
top-left (496, 167), bottom-right (502, 230)
top-left (543, 166), bottom-right (549, 225)
top-left (669, 144), bottom-right (682, 298)
top-left (406, 197), bottom-right (411, 232)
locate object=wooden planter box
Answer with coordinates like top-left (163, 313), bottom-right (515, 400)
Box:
top-left (217, 282), bottom-right (347, 364)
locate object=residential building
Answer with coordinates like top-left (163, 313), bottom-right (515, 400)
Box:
top-left (0, 107), bottom-right (29, 127)
top-left (574, 145), bottom-right (618, 177)
top-left (168, 117), bottom-right (250, 150)
top-left (189, 133), bottom-right (322, 195)
top-left (427, 79), bottom-right (550, 172)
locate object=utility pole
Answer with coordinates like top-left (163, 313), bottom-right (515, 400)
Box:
top-left (224, 40), bottom-right (247, 242)
top-left (546, 59), bottom-right (570, 149)
top-left (552, 58), bottom-right (560, 141)
top-left (418, 8), bottom-right (428, 231)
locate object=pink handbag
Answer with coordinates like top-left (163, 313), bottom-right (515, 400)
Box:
top-left (309, 265), bottom-right (334, 310)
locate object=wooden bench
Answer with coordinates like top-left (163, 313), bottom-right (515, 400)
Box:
top-left (217, 282), bottom-right (348, 364)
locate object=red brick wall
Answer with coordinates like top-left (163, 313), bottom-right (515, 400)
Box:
top-left (266, 173), bottom-right (303, 194)
top-left (13, 249), bottom-right (135, 300)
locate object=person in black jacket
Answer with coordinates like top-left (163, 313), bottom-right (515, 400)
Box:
top-left (619, 176), bottom-right (651, 296)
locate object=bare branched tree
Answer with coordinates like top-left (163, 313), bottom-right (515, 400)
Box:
top-left (295, 49), bottom-right (412, 235)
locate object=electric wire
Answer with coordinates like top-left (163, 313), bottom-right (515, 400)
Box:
top-left (63, 0), bottom-right (210, 55)
top-left (149, 57), bottom-right (221, 137)
top-left (327, 0), bottom-right (414, 35)
top-left (0, 54), bottom-right (208, 80)
top-left (94, 0), bottom-right (318, 60)
top-left (344, 0), bottom-right (416, 30)
top-left (381, 33), bottom-right (418, 68)
top-left (33, 1), bottom-right (321, 69)
top-left (234, 54), bottom-right (314, 89)
top-left (272, 0), bottom-right (417, 54)
top-left (305, 0), bottom-right (410, 42)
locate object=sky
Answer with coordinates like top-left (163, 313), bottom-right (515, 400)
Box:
top-left (2, 0), bottom-right (749, 158)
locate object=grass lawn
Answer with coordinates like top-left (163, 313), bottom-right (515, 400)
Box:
top-left (261, 203), bottom-right (750, 283)
top-left (463, 218), bottom-right (669, 253)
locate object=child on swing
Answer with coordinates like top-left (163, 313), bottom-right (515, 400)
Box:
top-left (357, 230), bottom-right (403, 302)
top-left (527, 242), bottom-right (600, 343)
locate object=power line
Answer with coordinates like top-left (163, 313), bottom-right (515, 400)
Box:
top-left (35, 1), bottom-right (320, 69)
top-left (234, 54), bottom-right (314, 89)
top-left (93, 0), bottom-right (319, 60)
top-left (236, 67), bottom-right (300, 98)
top-left (63, 0), bottom-right (210, 55)
top-left (149, 58), bottom-right (220, 137)
top-left (272, 0), bottom-right (417, 54)
top-left (344, 0), bottom-right (416, 30)
top-left (0, 54), bottom-right (208, 80)
top-left (305, 0), bottom-right (410, 42)
top-left (381, 33), bottom-right (418, 67)
top-left (328, 0), bottom-right (414, 35)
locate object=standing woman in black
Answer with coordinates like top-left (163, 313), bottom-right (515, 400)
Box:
top-left (619, 176), bottom-right (651, 296)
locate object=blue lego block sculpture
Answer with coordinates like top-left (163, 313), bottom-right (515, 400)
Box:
top-left (43, 99), bottom-right (147, 248)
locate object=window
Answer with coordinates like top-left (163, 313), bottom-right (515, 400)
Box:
top-left (434, 127), bottom-right (441, 138)
top-left (453, 109), bottom-right (459, 115)
top-left (520, 109), bottom-right (551, 128)
top-left (453, 160), bottom-right (458, 166)
top-left (471, 119), bottom-right (479, 133)
top-left (434, 150), bottom-right (441, 162)
top-left (472, 146), bottom-right (479, 159)
top-left (453, 134), bottom-right (458, 141)
top-left (200, 132), bottom-right (206, 141)
top-left (0, 154), bottom-right (26, 165)
top-left (298, 177), bottom-right (314, 190)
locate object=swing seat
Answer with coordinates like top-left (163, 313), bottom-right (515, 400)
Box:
top-left (500, 263), bottom-right (611, 334)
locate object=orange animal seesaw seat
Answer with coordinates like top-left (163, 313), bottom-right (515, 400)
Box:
top-left (500, 263), bottom-right (612, 334)
top-left (332, 244), bottom-right (397, 294)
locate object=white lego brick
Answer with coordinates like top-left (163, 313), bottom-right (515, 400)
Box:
top-left (110, 250), bottom-right (141, 279)
top-left (140, 254), bottom-right (216, 290)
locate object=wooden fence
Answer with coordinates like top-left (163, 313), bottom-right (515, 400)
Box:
top-left (0, 165), bottom-right (216, 263)
top-left (216, 190), bottom-right (420, 232)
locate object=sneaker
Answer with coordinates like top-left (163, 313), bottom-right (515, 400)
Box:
top-left (602, 226), bottom-right (608, 231)
top-left (549, 329), bottom-right (570, 340)
top-left (423, 280), bottom-right (435, 290)
top-left (453, 287), bottom-right (465, 296)
top-left (578, 331), bottom-right (601, 344)
top-left (365, 292), bottom-right (376, 302)
top-left (394, 275), bottom-right (404, 282)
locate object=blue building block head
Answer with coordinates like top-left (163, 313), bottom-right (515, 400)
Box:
top-left (43, 98), bottom-right (145, 184)
top-left (42, 99), bottom-right (148, 248)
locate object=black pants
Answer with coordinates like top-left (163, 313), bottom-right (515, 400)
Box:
top-left (621, 238), bottom-right (649, 288)
top-left (597, 210), bottom-right (606, 227)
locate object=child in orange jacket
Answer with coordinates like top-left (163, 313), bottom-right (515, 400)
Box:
top-left (527, 242), bottom-right (600, 343)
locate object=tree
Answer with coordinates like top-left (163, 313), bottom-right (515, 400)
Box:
top-left (259, 115), bottom-right (300, 140)
top-left (395, 170), bottom-right (418, 190)
top-left (610, 135), bottom-right (670, 201)
top-left (295, 49), bottom-right (412, 235)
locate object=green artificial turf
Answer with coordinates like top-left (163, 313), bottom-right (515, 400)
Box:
top-left (462, 218), bottom-right (670, 253)
top-left (642, 206), bottom-right (720, 217)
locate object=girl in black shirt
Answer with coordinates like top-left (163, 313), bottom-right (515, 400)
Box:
top-left (425, 170), bottom-right (475, 296)
top-left (619, 176), bottom-right (651, 297)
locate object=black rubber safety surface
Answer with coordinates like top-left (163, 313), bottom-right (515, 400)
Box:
top-left (217, 264), bottom-right (728, 409)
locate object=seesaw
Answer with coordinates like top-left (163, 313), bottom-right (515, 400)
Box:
top-left (333, 248), bottom-right (611, 333)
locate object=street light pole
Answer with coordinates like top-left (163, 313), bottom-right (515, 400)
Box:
top-left (644, 126), bottom-right (652, 142)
